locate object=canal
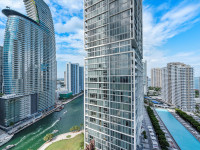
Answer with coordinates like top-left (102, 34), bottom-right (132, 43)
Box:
top-left (156, 108), bottom-right (200, 150)
top-left (1, 95), bottom-right (84, 150)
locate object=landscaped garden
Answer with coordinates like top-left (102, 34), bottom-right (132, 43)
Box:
top-left (146, 106), bottom-right (169, 150)
top-left (176, 108), bottom-right (200, 132)
top-left (45, 133), bottom-right (84, 150)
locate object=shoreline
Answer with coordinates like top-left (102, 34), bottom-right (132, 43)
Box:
top-left (0, 93), bottom-right (84, 148)
top-left (38, 130), bottom-right (83, 150)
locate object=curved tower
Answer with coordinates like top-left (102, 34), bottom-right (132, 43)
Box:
top-left (0, 0), bottom-right (56, 127)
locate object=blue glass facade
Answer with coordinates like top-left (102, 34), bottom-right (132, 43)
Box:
top-left (0, 0), bottom-right (56, 127)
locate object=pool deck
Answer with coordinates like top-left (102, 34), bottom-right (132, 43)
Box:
top-left (153, 108), bottom-right (180, 150)
top-left (170, 110), bottom-right (200, 142)
top-left (143, 106), bottom-right (160, 150)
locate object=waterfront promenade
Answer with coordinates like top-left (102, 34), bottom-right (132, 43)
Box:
top-left (38, 130), bottom-right (83, 150)
top-left (0, 93), bottom-right (84, 148)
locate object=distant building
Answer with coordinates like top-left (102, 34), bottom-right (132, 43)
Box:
top-left (194, 77), bottom-right (200, 89)
top-left (64, 62), bottom-right (84, 95)
top-left (151, 68), bottom-right (162, 88)
top-left (161, 67), bottom-right (168, 103)
top-left (79, 66), bottom-right (84, 92)
top-left (161, 62), bottom-right (195, 112)
top-left (0, 46), bottom-right (3, 93)
top-left (148, 77), bottom-right (151, 87)
top-left (143, 61), bottom-right (148, 95)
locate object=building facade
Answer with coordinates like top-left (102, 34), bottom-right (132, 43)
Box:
top-left (0, 0), bottom-right (56, 127)
top-left (84, 0), bottom-right (143, 149)
top-left (161, 63), bottom-right (195, 112)
top-left (79, 66), bottom-right (84, 92)
top-left (161, 67), bottom-right (168, 103)
top-left (143, 61), bottom-right (148, 95)
top-left (0, 46), bottom-right (3, 94)
top-left (64, 62), bottom-right (84, 95)
top-left (151, 68), bottom-right (162, 88)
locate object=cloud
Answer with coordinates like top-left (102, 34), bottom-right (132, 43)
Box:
top-left (52, 0), bottom-right (83, 14)
top-left (143, 2), bottom-right (200, 77)
top-left (55, 17), bottom-right (83, 34)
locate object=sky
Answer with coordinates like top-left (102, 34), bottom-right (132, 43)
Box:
top-left (0, 0), bottom-right (200, 78)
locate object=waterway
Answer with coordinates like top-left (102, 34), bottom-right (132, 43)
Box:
top-left (0, 95), bottom-right (84, 150)
top-left (156, 108), bottom-right (200, 150)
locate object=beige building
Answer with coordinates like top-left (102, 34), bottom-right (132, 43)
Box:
top-left (151, 68), bottom-right (162, 87)
top-left (162, 62), bottom-right (195, 112)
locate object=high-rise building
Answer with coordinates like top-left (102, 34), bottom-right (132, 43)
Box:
top-left (161, 63), bottom-right (195, 112)
top-left (64, 62), bottom-right (84, 95)
top-left (0, 0), bottom-right (56, 127)
top-left (84, 0), bottom-right (143, 149)
top-left (79, 66), bottom-right (84, 92)
top-left (143, 61), bottom-right (148, 95)
top-left (151, 68), bottom-right (162, 88)
top-left (161, 67), bottom-right (168, 103)
top-left (194, 77), bottom-right (200, 90)
top-left (0, 46), bottom-right (3, 94)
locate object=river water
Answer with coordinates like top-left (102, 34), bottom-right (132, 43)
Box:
top-left (1, 95), bottom-right (84, 150)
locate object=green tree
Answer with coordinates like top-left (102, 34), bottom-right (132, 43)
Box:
top-left (80, 123), bottom-right (84, 130)
top-left (43, 133), bottom-right (54, 142)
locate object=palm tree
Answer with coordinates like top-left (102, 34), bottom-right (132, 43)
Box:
top-left (80, 123), bottom-right (84, 130)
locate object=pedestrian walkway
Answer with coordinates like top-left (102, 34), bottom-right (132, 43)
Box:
top-left (143, 106), bottom-right (160, 150)
top-left (38, 130), bottom-right (83, 150)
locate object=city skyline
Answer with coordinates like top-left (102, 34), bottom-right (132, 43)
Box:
top-left (0, 0), bottom-right (200, 150)
top-left (0, 0), bottom-right (200, 78)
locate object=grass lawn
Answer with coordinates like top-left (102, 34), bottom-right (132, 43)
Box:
top-left (45, 133), bottom-right (84, 150)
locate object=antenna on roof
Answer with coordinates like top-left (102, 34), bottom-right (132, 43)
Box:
top-left (6, 6), bottom-right (10, 9)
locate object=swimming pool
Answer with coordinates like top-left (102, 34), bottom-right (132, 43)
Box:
top-left (155, 108), bottom-right (200, 150)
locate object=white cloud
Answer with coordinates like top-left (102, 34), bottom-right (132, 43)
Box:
top-left (143, 2), bottom-right (200, 77)
top-left (57, 54), bottom-right (85, 66)
top-left (55, 17), bottom-right (83, 34)
top-left (0, 0), bottom-right (25, 17)
top-left (53, 0), bottom-right (83, 13)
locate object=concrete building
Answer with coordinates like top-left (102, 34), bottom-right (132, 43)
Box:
top-left (151, 68), bottom-right (162, 88)
top-left (161, 67), bottom-right (168, 103)
top-left (0, 46), bottom-right (3, 93)
top-left (143, 61), bottom-right (148, 95)
top-left (64, 62), bottom-right (84, 95)
top-left (84, 0), bottom-right (143, 149)
top-left (161, 63), bottom-right (195, 112)
top-left (0, 0), bottom-right (56, 127)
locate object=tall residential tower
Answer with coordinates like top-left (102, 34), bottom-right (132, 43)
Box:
top-left (0, 46), bottom-right (3, 94)
top-left (84, 0), bottom-right (143, 149)
top-left (151, 68), bottom-right (162, 88)
top-left (161, 62), bottom-right (195, 112)
top-left (0, 0), bottom-right (56, 127)
top-left (64, 62), bottom-right (84, 95)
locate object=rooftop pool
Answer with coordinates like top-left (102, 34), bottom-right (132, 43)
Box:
top-left (155, 108), bottom-right (200, 150)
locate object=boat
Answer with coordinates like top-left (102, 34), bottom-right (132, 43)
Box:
top-left (55, 105), bottom-right (64, 112)
top-left (52, 130), bottom-right (58, 134)
top-left (2, 144), bottom-right (16, 150)
top-left (0, 134), bottom-right (14, 147)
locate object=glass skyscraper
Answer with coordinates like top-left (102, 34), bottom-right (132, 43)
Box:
top-left (64, 62), bottom-right (84, 95)
top-left (84, 0), bottom-right (143, 149)
top-left (0, 0), bottom-right (56, 127)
